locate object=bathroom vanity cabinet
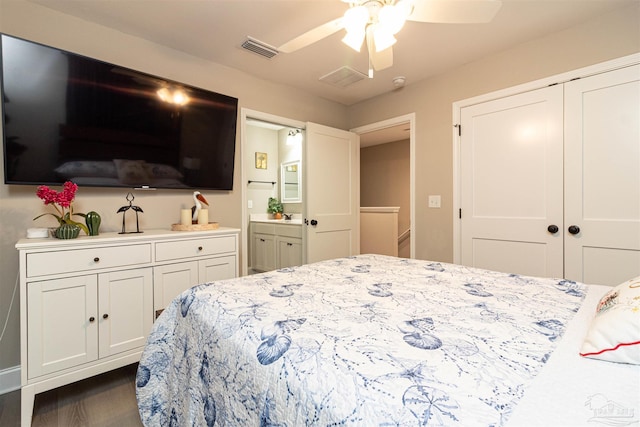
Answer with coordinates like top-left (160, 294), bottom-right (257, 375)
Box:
top-left (251, 221), bottom-right (302, 272)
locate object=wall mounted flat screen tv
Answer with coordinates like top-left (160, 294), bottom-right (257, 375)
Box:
top-left (1, 34), bottom-right (238, 190)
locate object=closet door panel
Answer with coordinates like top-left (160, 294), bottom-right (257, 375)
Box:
top-left (460, 85), bottom-right (564, 278)
top-left (564, 64), bottom-right (640, 285)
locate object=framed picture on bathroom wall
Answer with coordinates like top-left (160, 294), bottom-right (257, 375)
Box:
top-left (255, 152), bottom-right (267, 169)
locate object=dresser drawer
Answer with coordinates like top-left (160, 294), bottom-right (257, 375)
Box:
top-left (156, 236), bottom-right (236, 262)
top-left (26, 244), bottom-right (152, 277)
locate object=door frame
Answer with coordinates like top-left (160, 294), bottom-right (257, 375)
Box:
top-left (240, 108), bottom-right (305, 276)
top-left (452, 53), bottom-right (640, 264)
top-left (351, 113), bottom-right (416, 259)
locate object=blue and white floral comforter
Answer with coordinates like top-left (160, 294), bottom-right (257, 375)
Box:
top-left (136, 254), bottom-right (586, 426)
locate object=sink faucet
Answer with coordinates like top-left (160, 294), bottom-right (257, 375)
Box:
top-left (283, 213), bottom-right (292, 220)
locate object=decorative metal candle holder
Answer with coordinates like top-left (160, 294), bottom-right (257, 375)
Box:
top-left (117, 192), bottom-right (143, 234)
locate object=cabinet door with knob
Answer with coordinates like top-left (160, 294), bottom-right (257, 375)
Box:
top-left (26, 268), bottom-right (152, 378)
top-left (98, 268), bottom-right (153, 358)
top-left (154, 255), bottom-right (236, 316)
top-left (154, 235), bottom-right (238, 314)
top-left (277, 236), bottom-right (303, 268)
top-left (153, 262), bottom-right (199, 316)
top-left (252, 233), bottom-right (276, 272)
top-left (199, 255), bottom-right (237, 283)
top-left (27, 275), bottom-right (99, 378)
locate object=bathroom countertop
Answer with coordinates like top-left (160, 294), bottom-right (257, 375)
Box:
top-left (250, 218), bottom-right (302, 225)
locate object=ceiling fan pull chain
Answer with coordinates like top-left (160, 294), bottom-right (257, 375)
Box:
top-left (368, 56), bottom-right (374, 78)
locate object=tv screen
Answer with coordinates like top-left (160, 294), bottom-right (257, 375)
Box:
top-left (1, 34), bottom-right (238, 190)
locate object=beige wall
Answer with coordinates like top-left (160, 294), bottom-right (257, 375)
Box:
top-left (0, 1), bottom-right (348, 372)
top-left (360, 140), bottom-right (410, 257)
top-left (246, 125), bottom-right (280, 215)
top-left (348, 3), bottom-right (640, 263)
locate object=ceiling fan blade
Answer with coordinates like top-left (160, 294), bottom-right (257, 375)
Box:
top-left (407, 0), bottom-right (502, 24)
top-left (366, 29), bottom-right (393, 71)
top-left (277, 17), bottom-right (344, 53)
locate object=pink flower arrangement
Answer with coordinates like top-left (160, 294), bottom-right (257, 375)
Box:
top-left (34, 181), bottom-right (89, 234)
top-left (37, 181), bottom-right (77, 208)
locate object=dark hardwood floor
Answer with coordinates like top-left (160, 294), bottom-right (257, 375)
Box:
top-left (0, 364), bottom-right (142, 427)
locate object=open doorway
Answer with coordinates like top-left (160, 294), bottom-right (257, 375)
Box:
top-left (351, 114), bottom-right (415, 259)
top-left (240, 109), bottom-right (305, 276)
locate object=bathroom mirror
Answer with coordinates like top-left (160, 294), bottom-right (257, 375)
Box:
top-left (281, 160), bottom-right (301, 203)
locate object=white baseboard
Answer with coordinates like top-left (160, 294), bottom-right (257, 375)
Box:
top-left (0, 365), bottom-right (21, 395)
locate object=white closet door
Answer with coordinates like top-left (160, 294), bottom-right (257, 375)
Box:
top-left (564, 64), bottom-right (640, 286)
top-left (460, 85), bottom-right (564, 278)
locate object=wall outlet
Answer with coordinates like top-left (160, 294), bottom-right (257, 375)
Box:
top-left (428, 195), bottom-right (441, 208)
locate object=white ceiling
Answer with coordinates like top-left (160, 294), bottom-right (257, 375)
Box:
top-left (20, 0), bottom-right (638, 106)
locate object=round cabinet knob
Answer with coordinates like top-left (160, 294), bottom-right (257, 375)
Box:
top-left (568, 225), bottom-right (580, 235)
top-left (547, 225), bottom-right (559, 234)
top-left (198, 246), bottom-right (203, 251)
top-left (93, 257), bottom-right (100, 263)
top-left (89, 317), bottom-right (95, 323)
top-left (102, 313), bottom-right (109, 319)
top-left (310, 219), bottom-right (318, 226)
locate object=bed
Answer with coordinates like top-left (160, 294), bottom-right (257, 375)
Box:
top-left (136, 254), bottom-right (640, 426)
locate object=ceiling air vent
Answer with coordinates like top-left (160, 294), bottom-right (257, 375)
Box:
top-left (241, 37), bottom-right (279, 59)
top-left (319, 66), bottom-right (367, 88)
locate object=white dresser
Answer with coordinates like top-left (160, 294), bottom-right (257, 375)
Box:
top-left (15, 227), bottom-right (239, 426)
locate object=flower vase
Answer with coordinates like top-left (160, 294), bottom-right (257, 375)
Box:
top-left (55, 224), bottom-right (80, 239)
top-left (85, 211), bottom-right (101, 236)
top-left (273, 212), bottom-right (282, 220)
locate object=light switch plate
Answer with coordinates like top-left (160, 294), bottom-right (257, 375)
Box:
top-left (428, 195), bottom-right (441, 208)
top-left (247, 200), bottom-right (253, 209)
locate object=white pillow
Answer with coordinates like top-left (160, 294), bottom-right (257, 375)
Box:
top-left (144, 163), bottom-right (183, 179)
top-left (54, 160), bottom-right (117, 178)
top-left (114, 159), bottom-right (152, 185)
top-left (580, 276), bottom-right (640, 364)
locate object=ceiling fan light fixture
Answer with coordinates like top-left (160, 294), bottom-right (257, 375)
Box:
top-left (395, 0), bottom-right (413, 19)
top-left (343, 5), bottom-right (369, 33)
top-left (342, 29), bottom-right (366, 51)
top-left (378, 3), bottom-right (408, 35)
top-left (372, 24), bottom-right (396, 52)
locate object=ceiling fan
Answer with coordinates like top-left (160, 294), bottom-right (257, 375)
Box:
top-left (277, 0), bottom-right (502, 75)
